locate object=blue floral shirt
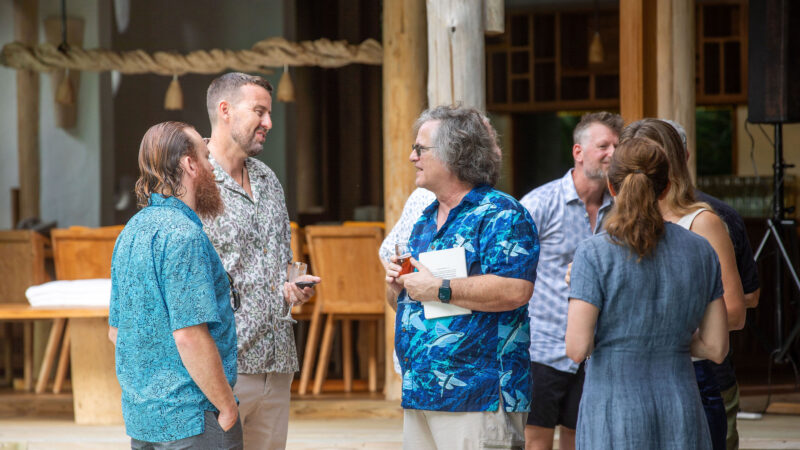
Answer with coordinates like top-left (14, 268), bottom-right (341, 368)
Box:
top-left (109, 194), bottom-right (238, 442)
top-left (396, 185), bottom-right (540, 412)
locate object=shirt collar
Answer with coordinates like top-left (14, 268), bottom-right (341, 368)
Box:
top-left (420, 184), bottom-right (492, 218)
top-left (147, 193), bottom-right (203, 227)
top-left (560, 169), bottom-right (613, 209)
top-left (561, 169), bottom-right (581, 204)
top-left (209, 154), bottom-right (269, 183)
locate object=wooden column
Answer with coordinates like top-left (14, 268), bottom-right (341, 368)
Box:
top-left (619, 0), bottom-right (657, 122)
top-left (426, 0), bottom-right (485, 110)
top-left (382, 0), bottom-right (427, 401)
top-left (656, 0), bottom-right (696, 179)
top-left (14, 0), bottom-right (40, 221)
top-left (621, 0), bottom-right (696, 177)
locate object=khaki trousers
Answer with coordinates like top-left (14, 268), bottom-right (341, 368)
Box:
top-left (233, 372), bottom-right (293, 450)
top-left (403, 407), bottom-right (526, 450)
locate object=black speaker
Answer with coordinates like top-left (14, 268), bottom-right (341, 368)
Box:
top-left (748, 0), bottom-right (800, 124)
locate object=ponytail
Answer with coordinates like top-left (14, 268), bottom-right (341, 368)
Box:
top-left (604, 138), bottom-right (670, 259)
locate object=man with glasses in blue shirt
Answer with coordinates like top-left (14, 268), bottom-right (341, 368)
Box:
top-left (109, 121), bottom-right (240, 449)
top-left (386, 105), bottom-right (539, 448)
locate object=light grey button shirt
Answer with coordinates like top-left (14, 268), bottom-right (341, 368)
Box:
top-left (520, 169), bottom-right (613, 373)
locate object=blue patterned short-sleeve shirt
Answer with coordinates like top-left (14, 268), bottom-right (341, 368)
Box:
top-left (396, 185), bottom-right (540, 413)
top-left (109, 194), bottom-right (238, 443)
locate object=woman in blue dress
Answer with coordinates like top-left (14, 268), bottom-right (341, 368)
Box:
top-left (565, 137), bottom-right (729, 449)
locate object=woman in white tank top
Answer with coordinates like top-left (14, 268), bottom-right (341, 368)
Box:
top-left (620, 119), bottom-right (746, 450)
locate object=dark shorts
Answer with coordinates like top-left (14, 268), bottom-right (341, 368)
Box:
top-left (131, 411), bottom-right (243, 450)
top-left (526, 361), bottom-right (585, 429)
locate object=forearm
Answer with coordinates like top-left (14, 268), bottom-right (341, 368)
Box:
top-left (744, 288), bottom-right (760, 309)
top-left (449, 275), bottom-right (533, 312)
top-left (385, 286), bottom-right (398, 311)
top-left (690, 329), bottom-right (729, 363)
top-left (174, 325), bottom-right (237, 414)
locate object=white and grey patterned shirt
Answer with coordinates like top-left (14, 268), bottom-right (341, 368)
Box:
top-left (520, 170), bottom-right (613, 373)
top-left (202, 155), bottom-right (297, 374)
top-left (379, 187), bottom-right (436, 262)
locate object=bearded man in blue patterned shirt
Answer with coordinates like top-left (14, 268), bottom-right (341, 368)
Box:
top-left (108, 122), bottom-right (241, 449)
top-left (386, 105), bottom-right (540, 449)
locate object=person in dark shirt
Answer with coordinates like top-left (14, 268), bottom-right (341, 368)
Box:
top-left (666, 119), bottom-right (760, 450)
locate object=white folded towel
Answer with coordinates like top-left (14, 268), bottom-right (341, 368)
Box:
top-left (25, 279), bottom-right (111, 308)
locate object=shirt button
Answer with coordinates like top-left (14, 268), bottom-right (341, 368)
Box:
top-left (402, 328), bottom-right (406, 332)
top-left (404, 358), bottom-right (409, 362)
top-left (263, 248), bottom-right (267, 254)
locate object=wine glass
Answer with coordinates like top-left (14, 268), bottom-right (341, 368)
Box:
top-left (279, 262), bottom-right (307, 323)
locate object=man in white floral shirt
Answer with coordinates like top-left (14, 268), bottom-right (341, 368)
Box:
top-left (201, 72), bottom-right (319, 450)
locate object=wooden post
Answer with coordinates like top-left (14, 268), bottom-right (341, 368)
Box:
top-left (382, 0), bottom-right (427, 401)
top-left (620, 0), bottom-right (695, 177)
top-left (484, 0), bottom-right (504, 36)
top-left (619, 0), bottom-right (657, 122)
top-left (656, 0), bottom-right (696, 179)
top-left (14, 0), bottom-right (40, 221)
top-left (426, 0), bottom-right (485, 110)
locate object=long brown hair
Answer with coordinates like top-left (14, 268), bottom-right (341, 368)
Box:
top-left (134, 121), bottom-right (196, 208)
top-left (604, 137), bottom-right (671, 258)
top-left (620, 118), bottom-right (710, 215)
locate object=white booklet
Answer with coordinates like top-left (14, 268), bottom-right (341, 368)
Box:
top-left (418, 246), bottom-right (472, 319)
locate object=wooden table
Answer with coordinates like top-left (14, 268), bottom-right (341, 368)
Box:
top-left (0, 304), bottom-right (122, 424)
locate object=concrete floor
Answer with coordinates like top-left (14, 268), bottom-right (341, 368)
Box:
top-left (1, 413), bottom-right (799, 449)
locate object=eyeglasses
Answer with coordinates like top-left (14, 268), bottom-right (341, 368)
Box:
top-left (412, 143), bottom-right (437, 158)
top-left (226, 272), bottom-right (241, 312)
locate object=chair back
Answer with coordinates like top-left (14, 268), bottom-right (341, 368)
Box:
top-left (0, 230), bottom-right (49, 303)
top-left (304, 225), bottom-right (385, 315)
top-left (51, 226), bottom-right (124, 280)
top-left (342, 221), bottom-right (386, 230)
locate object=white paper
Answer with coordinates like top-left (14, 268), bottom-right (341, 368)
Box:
top-left (418, 247), bottom-right (471, 318)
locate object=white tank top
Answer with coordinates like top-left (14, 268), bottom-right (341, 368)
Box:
top-left (676, 208), bottom-right (709, 362)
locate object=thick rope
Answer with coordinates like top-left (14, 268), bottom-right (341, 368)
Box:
top-left (0, 36), bottom-right (383, 74)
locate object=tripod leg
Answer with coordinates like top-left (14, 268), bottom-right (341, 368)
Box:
top-left (755, 228), bottom-right (771, 260)
top-left (768, 221), bottom-right (800, 292)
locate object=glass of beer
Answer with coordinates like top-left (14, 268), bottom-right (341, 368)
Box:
top-left (395, 242), bottom-right (413, 276)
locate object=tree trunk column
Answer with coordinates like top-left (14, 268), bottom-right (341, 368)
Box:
top-left (621, 0), bottom-right (696, 178)
top-left (14, 0), bottom-right (40, 222)
top-left (426, 0), bottom-right (485, 110)
top-left (382, 0), bottom-right (427, 401)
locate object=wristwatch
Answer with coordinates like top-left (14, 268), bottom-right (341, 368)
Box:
top-left (438, 279), bottom-right (452, 303)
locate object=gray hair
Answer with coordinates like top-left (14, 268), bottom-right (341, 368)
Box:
top-left (206, 72), bottom-right (273, 126)
top-left (661, 119), bottom-right (689, 155)
top-left (573, 111), bottom-right (624, 145)
top-left (413, 105), bottom-right (501, 187)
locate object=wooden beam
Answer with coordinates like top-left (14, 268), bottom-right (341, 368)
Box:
top-left (484, 0), bottom-right (504, 36)
top-left (658, 0), bottom-right (696, 180)
top-left (14, 0), bottom-right (40, 220)
top-left (382, 0), bottom-right (427, 401)
top-left (427, 0), bottom-right (485, 110)
top-left (619, 0), bottom-right (658, 123)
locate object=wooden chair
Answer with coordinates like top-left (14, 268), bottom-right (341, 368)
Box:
top-left (0, 230), bottom-right (50, 390)
top-left (49, 225), bottom-right (124, 422)
top-left (298, 225), bottom-right (386, 395)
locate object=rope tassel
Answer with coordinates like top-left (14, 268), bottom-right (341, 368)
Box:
top-left (55, 68), bottom-right (75, 105)
top-left (164, 74), bottom-right (183, 110)
top-left (277, 64), bottom-right (295, 103)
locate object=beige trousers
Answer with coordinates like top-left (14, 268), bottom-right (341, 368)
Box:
top-left (403, 407), bottom-right (527, 450)
top-left (233, 372), bottom-right (293, 450)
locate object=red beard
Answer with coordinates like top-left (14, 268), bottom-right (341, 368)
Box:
top-left (194, 164), bottom-right (224, 219)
